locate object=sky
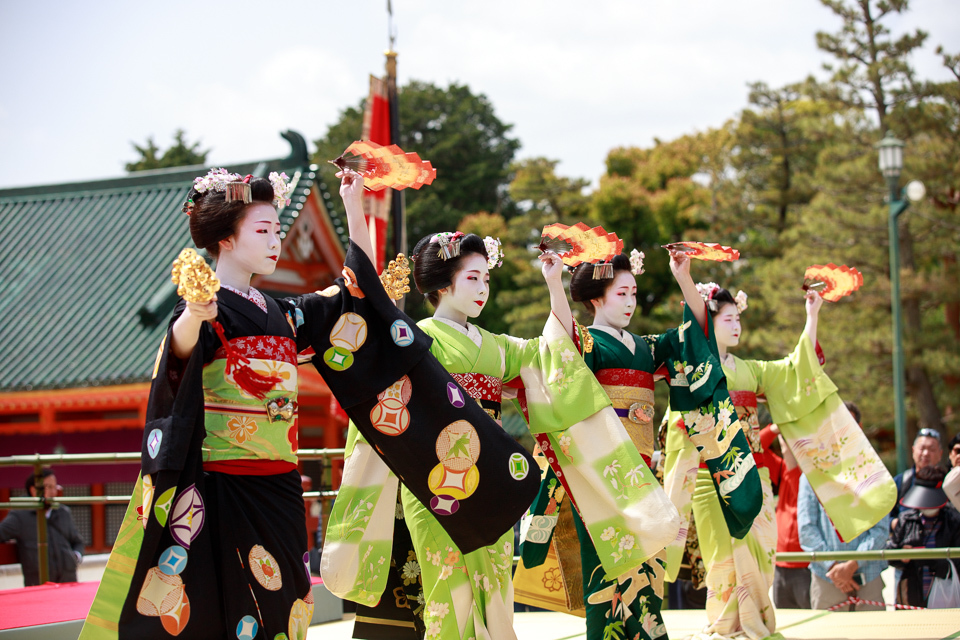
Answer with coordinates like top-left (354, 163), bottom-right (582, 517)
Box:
top-left (1, 0), bottom-right (957, 190)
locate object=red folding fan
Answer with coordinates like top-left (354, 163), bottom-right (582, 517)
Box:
top-left (331, 140), bottom-right (436, 191)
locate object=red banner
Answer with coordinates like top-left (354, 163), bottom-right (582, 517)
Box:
top-left (361, 75), bottom-right (391, 271)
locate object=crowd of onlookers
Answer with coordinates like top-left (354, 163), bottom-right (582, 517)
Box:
top-left (772, 405), bottom-right (960, 611)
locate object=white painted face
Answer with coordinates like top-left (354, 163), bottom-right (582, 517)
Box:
top-left (713, 302), bottom-right (741, 350)
top-left (591, 271), bottom-right (637, 330)
top-left (219, 203), bottom-right (281, 276)
top-left (437, 253), bottom-right (490, 319)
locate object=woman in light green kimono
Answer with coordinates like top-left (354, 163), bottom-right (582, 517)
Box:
top-left (324, 232), bottom-right (682, 640)
top-left (663, 284), bottom-right (894, 640)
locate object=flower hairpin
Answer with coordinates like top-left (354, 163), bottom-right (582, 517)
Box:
top-left (184, 168), bottom-right (294, 211)
top-left (695, 282), bottom-right (720, 303)
top-left (734, 290), bottom-right (748, 313)
top-left (269, 171), bottom-right (294, 208)
top-left (484, 236), bottom-right (504, 269)
top-left (630, 249), bottom-right (645, 276)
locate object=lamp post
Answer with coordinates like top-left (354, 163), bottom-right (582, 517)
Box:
top-left (876, 131), bottom-right (925, 474)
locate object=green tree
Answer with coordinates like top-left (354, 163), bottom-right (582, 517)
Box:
top-left (125, 129), bottom-right (209, 172)
top-left (313, 80), bottom-right (520, 247)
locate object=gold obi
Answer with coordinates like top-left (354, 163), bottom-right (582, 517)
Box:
top-left (595, 368), bottom-right (656, 464)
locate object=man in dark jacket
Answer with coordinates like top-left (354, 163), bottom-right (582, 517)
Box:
top-left (886, 465), bottom-right (960, 608)
top-left (0, 469), bottom-right (85, 586)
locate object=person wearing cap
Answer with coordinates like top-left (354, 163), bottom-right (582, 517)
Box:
top-left (890, 428), bottom-right (943, 528)
top-left (885, 465), bottom-right (960, 608)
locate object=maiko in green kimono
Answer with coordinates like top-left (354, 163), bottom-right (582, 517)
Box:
top-left (662, 285), bottom-right (895, 640)
top-left (324, 233), bottom-right (682, 640)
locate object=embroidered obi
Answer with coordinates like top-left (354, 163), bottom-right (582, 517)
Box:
top-left (450, 372), bottom-right (503, 425)
top-left (729, 389), bottom-right (763, 456)
top-left (202, 335), bottom-right (299, 472)
top-left (595, 368), bottom-right (656, 465)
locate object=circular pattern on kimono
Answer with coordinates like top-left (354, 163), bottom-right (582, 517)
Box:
top-left (390, 319), bottom-right (415, 347)
top-left (154, 487), bottom-right (176, 527)
top-left (435, 421), bottom-right (480, 472)
top-left (288, 598), bottom-right (313, 640)
top-left (141, 475), bottom-right (155, 530)
top-left (169, 485), bottom-right (205, 550)
top-left (160, 590), bottom-right (190, 635)
top-left (446, 382), bottom-right (466, 408)
top-left (508, 452), bottom-right (530, 480)
top-left (147, 429), bottom-right (163, 459)
top-left (323, 346), bottom-right (354, 371)
top-left (330, 313), bottom-right (367, 351)
top-left (274, 635), bottom-right (289, 640)
top-left (136, 567), bottom-right (184, 617)
top-left (158, 545), bottom-right (188, 576)
top-left (430, 494), bottom-right (460, 516)
top-left (236, 615), bottom-right (259, 640)
top-left (318, 285), bottom-right (339, 297)
top-left (370, 398), bottom-right (411, 436)
top-left (428, 462), bottom-right (479, 500)
top-left (248, 545), bottom-right (283, 591)
top-left (341, 267), bottom-right (365, 298)
top-left (377, 375), bottom-right (412, 404)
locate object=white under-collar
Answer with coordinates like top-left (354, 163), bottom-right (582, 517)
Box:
top-left (589, 324), bottom-right (635, 355)
top-left (434, 317), bottom-right (482, 348)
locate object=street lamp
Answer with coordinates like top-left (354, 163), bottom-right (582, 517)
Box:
top-left (876, 131), bottom-right (925, 474)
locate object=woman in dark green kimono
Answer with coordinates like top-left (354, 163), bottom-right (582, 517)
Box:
top-left (519, 249), bottom-right (706, 640)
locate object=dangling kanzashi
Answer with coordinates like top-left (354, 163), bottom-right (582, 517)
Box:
top-left (331, 140), bottom-right (437, 192)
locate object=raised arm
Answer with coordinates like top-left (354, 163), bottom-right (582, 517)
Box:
top-left (339, 170), bottom-right (376, 266)
top-left (803, 290), bottom-right (823, 348)
top-left (171, 298), bottom-right (217, 360)
top-left (668, 250), bottom-right (707, 329)
top-left (541, 251), bottom-right (573, 338)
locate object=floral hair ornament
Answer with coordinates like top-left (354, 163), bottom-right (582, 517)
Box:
top-left (483, 236), bottom-right (504, 269)
top-left (431, 231), bottom-right (465, 260)
top-left (269, 171), bottom-right (295, 208)
top-left (734, 290), bottom-right (748, 313)
top-left (696, 281), bottom-right (721, 313)
top-left (629, 249), bottom-right (645, 276)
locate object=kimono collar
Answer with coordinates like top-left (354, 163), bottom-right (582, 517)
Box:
top-left (433, 317), bottom-right (483, 349)
top-left (589, 324), bottom-right (635, 355)
top-left (220, 284), bottom-right (267, 314)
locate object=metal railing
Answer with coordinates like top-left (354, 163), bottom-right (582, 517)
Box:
top-left (0, 449), bottom-right (345, 583)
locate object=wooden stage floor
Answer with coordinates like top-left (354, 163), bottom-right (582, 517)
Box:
top-left (307, 609), bottom-right (960, 640)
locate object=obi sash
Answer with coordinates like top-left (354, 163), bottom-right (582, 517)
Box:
top-left (201, 334), bottom-right (300, 474)
top-left (450, 372), bottom-right (503, 424)
top-left (595, 368), bottom-right (655, 466)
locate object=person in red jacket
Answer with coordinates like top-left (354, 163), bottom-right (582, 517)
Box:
top-left (760, 417), bottom-right (810, 610)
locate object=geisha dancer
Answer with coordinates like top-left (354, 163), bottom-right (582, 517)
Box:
top-left (324, 232), bottom-right (682, 640)
top-left (662, 284), bottom-right (895, 640)
top-left (80, 168), bottom-right (529, 640)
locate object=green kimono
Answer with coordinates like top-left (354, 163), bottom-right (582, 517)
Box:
top-left (325, 314), bottom-right (680, 640)
top-left (663, 331), bottom-right (896, 640)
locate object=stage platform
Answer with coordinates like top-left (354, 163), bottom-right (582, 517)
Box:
top-left (306, 609), bottom-right (960, 640)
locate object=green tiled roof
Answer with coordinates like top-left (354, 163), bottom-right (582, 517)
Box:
top-left (0, 130), bottom-right (344, 391)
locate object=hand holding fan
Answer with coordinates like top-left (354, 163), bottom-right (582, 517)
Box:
top-left (331, 140), bottom-right (436, 191)
top-left (802, 264), bottom-right (863, 301)
top-left (539, 222), bottom-right (623, 268)
top-left (661, 241), bottom-right (740, 262)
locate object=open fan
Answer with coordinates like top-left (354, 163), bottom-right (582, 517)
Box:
top-left (661, 241), bottom-right (740, 262)
top-left (331, 140), bottom-right (436, 192)
top-left (803, 264), bottom-right (863, 301)
top-left (539, 222), bottom-right (623, 268)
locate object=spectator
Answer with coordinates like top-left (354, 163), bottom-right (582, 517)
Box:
top-left (948, 433), bottom-right (960, 469)
top-left (890, 429), bottom-right (943, 527)
top-left (761, 423), bottom-right (810, 609)
top-left (798, 473), bottom-right (890, 611)
top-left (886, 465), bottom-right (960, 608)
top-left (0, 469), bottom-right (85, 587)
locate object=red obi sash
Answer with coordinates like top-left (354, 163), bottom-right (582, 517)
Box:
top-left (450, 372), bottom-right (503, 403)
top-left (594, 368), bottom-right (654, 390)
top-left (728, 389), bottom-right (758, 408)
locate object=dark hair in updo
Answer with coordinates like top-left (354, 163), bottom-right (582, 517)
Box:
top-left (708, 287), bottom-right (737, 314)
top-left (569, 253), bottom-right (632, 314)
top-left (187, 176), bottom-right (275, 257)
top-left (411, 233), bottom-right (489, 308)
